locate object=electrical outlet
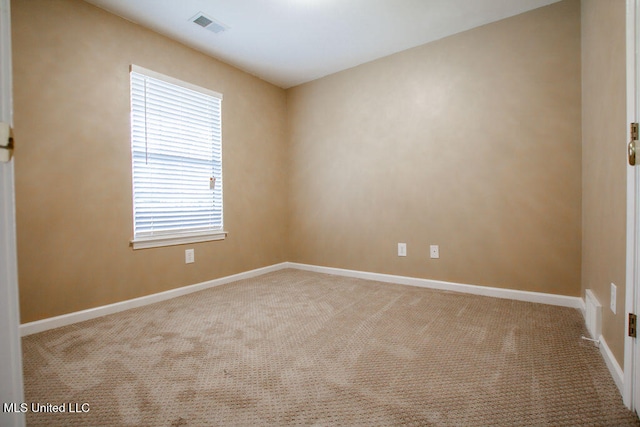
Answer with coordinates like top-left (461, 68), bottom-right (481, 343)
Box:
top-left (610, 283), bottom-right (617, 314)
top-left (430, 245), bottom-right (439, 259)
top-left (185, 248), bottom-right (195, 264)
top-left (398, 243), bottom-right (407, 257)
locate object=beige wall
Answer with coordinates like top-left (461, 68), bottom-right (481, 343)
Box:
top-left (12, 0), bottom-right (289, 323)
top-left (288, 1), bottom-right (582, 296)
top-left (581, 0), bottom-right (627, 366)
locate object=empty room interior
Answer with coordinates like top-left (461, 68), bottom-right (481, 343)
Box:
top-left (6, 0), bottom-right (640, 425)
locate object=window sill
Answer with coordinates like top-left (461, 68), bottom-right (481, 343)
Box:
top-left (131, 231), bottom-right (227, 250)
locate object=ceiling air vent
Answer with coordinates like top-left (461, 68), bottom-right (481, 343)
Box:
top-left (190, 12), bottom-right (228, 34)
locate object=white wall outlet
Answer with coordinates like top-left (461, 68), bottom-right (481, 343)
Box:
top-left (185, 248), bottom-right (195, 264)
top-left (610, 283), bottom-right (617, 314)
top-left (398, 243), bottom-right (407, 257)
top-left (430, 245), bottom-right (439, 259)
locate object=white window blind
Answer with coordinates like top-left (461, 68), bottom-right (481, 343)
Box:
top-left (130, 65), bottom-right (224, 249)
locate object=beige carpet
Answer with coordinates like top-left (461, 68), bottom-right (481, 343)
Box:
top-left (22, 269), bottom-right (640, 426)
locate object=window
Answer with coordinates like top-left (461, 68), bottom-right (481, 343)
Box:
top-left (129, 65), bottom-right (225, 249)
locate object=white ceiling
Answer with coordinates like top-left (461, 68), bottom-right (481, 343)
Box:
top-left (83, 0), bottom-right (562, 89)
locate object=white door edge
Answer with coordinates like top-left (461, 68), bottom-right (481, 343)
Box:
top-left (624, 0), bottom-right (640, 412)
top-left (0, 0), bottom-right (25, 425)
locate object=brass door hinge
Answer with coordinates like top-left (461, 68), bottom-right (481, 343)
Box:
top-left (630, 123), bottom-right (639, 165)
top-left (0, 122), bottom-right (12, 163)
top-left (630, 313), bottom-right (637, 338)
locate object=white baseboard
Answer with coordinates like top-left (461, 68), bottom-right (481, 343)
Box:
top-left (287, 262), bottom-right (583, 309)
top-left (577, 297), bottom-right (624, 397)
top-left (20, 262), bottom-right (289, 336)
top-left (599, 334), bottom-right (624, 395)
top-left (21, 261), bottom-right (584, 336)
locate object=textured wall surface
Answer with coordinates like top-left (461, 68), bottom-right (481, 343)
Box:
top-left (288, 1), bottom-right (582, 296)
top-left (12, 0), bottom-right (289, 323)
top-left (581, 0), bottom-right (627, 366)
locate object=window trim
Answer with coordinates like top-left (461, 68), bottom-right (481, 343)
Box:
top-left (130, 65), bottom-right (223, 99)
top-left (128, 65), bottom-right (226, 250)
top-left (131, 231), bottom-right (227, 250)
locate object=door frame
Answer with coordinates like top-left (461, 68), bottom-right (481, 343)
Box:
top-left (0, 0), bottom-right (25, 426)
top-left (625, 0), bottom-right (640, 412)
